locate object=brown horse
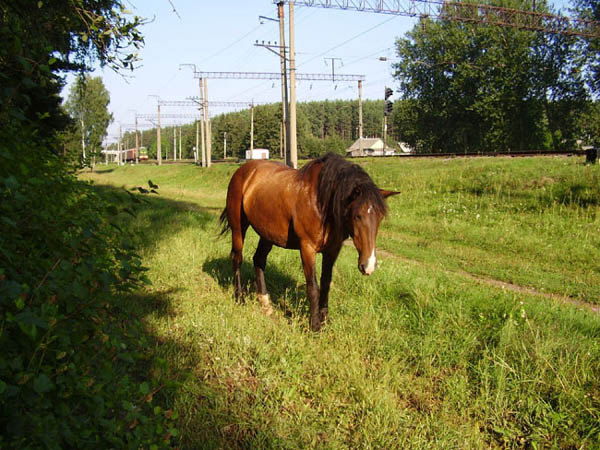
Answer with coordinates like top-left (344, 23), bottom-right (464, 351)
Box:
top-left (219, 152), bottom-right (398, 331)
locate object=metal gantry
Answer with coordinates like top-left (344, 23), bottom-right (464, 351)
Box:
top-left (193, 70), bottom-right (365, 81)
top-left (157, 99), bottom-right (265, 108)
top-left (273, 0), bottom-right (600, 39)
top-left (136, 113), bottom-right (202, 120)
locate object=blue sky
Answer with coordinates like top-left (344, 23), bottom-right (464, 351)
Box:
top-left (61, 0), bottom-right (573, 141)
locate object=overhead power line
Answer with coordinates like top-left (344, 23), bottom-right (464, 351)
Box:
top-left (273, 0), bottom-right (600, 39)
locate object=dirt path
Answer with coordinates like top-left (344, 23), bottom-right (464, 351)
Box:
top-left (344, 241), bottom-right (600, 315)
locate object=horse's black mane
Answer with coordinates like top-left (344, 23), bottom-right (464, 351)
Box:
top-left (299, 153), bottom-right (387, 237)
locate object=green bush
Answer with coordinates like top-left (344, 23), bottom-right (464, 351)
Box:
top-left (0, 125), bottom-right (176, 448)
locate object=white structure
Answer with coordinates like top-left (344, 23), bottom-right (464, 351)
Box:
top-left (398, 142), bottom-right (413, 154)
top-left (346, 138), bottom-right (397, 157)
top-left (246, 148), bottom-right (270, 160)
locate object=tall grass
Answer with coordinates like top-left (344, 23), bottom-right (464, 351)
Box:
top-left (81, 156), bottom-right (600, 448)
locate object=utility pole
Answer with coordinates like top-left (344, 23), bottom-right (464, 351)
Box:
top-left (383, 87), bottom-right (393, 152)
top-left (358, 80), bottom-right (363, 156)
top-left (278, 1), bottom-right (288, 164)
top-left (135, 115), bottom-right (139, 164)
top-left (250, 101), bottom-right (255, 153)
top-left (118, 124), bottom-right (122, 166)
top-left (324, 57), bottom-right (343, 84)
top-left (173, 127), bottom-right (176, 161)
top-left (199, 79), bottom-right (206, 167)
top-left (195, 120), bottom-right (199, 163)
top-left (179, 127), bottom-right (182, 160)
top-left (157, 103), bottom-right (162, 165)
top-left (180, 63), bottom-right (206, 166)
top-left (383, 116), bottom-right (388, 151)
top-left (80, 117), bottom-right (86, 163)
top-left (223, 132), bottom-right (227, 159)
top-left (204, 79), bottom-right (212, 167)
top-left (288, 1), bottom-right (298, 169)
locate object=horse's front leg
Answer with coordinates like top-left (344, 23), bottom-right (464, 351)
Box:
top-left (319, 245), bottom-right (341, 325)
top-left (300, 244), bottom-right (321, 331)
top-left (253, 238), bottom-right (274, 316)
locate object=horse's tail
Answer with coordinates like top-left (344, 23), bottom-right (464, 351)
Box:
top-left (218, 208), bottom-right (230, 236)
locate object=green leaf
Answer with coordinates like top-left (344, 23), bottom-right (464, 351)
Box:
top-left (0, 379), bottom-right (6, 394)
top-left (37, 1), bottom-right (43, 8)
top-left (33, 374), bottom-right (54, 393)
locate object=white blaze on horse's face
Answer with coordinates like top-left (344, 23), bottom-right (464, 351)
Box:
top-left (352, 202), bottom-right (382, 276)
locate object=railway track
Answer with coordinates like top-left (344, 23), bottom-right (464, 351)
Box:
top-left (134, 149), bottom-right (589, 165)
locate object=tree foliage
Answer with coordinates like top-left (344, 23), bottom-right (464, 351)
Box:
top-left (393, 0), bottom-right (592, 153)
top-left (1, 1), bottom-right (176, 447)
top-left (64, 75), bottom-right (113, 166)
top-left (129, 99), bottom-right (395, 160)
top-left (573, 0), bottom-right (600, 93)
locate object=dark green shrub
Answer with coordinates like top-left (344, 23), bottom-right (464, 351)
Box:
top-left (0, 130), bottom-right (176, 448)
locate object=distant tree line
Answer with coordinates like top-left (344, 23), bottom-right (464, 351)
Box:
top-left (125, 99), bottom-right (394, 160)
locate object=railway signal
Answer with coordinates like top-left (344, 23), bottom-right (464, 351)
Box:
top-left (384, 86), bottom-right (393, 116)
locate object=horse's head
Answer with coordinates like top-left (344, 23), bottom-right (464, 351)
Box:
top-left (348, 189), bottom-right (399, 276)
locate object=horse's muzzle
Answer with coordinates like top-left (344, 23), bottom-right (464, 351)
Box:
top-left (358, 250), bottom-right (376, 276)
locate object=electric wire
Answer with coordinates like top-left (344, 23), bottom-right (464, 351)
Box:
top-left (296, 14), bottom-right (400, 69)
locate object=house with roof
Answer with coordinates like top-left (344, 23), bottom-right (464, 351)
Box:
top-left (346, 137), bottom-right (399, 157)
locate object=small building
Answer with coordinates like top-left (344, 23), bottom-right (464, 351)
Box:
top-left (246, 148), bottom-right (269, 160)
top-left (346, 138), bottom-right (397, 157)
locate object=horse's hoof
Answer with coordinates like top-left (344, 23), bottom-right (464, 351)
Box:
top-left (319, 308), bottom-right (329, 324)
top-left (310, 318), bottom-right (322, 332)
top-left (257, 294), bottom-right (274, 316)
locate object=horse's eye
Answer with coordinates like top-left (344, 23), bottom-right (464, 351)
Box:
top-left (355, 214), bottom-right (362, 221)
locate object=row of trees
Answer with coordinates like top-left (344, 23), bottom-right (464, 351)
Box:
top-left (127, 91), bottom-right (599, 161)
top-left (393, 0), bottom-right (600, 153)
top-left (124, 99), bottom-right (396, 160)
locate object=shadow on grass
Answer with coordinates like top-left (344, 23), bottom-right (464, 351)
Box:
top-left (84, 181), bottom-right (290, 448)
top-left (91, 167), bottom-right (116, 174)
top-left (203, 257), bottom-right (310, 320)
top-left (89, 183), bottom-right (222, 253)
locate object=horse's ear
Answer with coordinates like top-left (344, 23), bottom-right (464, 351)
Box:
top-left (379, 189), bottom-right (400, 199)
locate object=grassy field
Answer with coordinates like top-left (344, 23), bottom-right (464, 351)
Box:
top-left (81, 156), bottom-right (600, 448)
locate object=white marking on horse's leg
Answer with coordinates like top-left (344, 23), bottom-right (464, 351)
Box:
top-left (365, 249), bottom-right (376, 275)
top-left (257, 293), bottom-right (274, 316)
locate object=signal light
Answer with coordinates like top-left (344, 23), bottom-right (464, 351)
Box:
top-left (384, 100), bottom-right (393, 116)
top-left (385, 87), bottom-right (393, 99)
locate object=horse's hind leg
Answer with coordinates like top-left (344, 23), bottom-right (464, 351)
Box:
top-left (228, 203), bottom-right (249, 301)
top-left (253, 238), bottom-right (273, 315)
